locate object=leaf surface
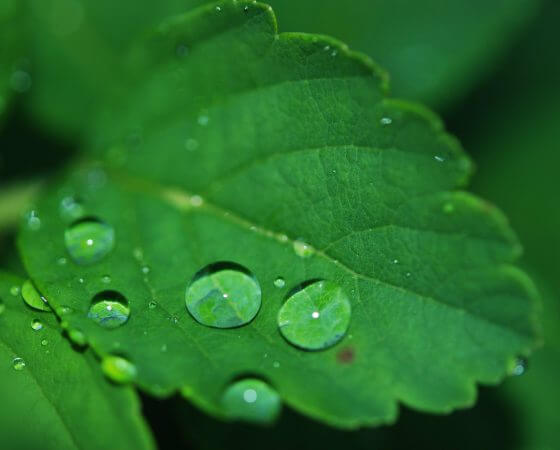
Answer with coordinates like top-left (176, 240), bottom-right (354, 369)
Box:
top-left (0, 271), bottom-right (155, 450)
top-left (19, 1), bottom-right (539, 428)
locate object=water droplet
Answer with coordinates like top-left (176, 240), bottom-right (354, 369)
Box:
top-left (101, 355), bottom-right (137, 383)
top-left (88, 291), bottom-right (130, 329)
top-left (215, 6), bottom-right (222, 12)
top-left (57, 257), bottom-right (67, 266)
top-left (10, 70), bottom-right (32, 93)
top-left (78, 278), bottom-right (85, 284)
top-left (278, 280), bottom-right (351, 351)
top-left (190, 195), bottom-right (203, 207)
top-left (141, 266), bottom-right (150, 275)
top-left (293, 239), bottom-right (313, 258)
top-left (21, 280), bottom-right (50, 312)
top-left (434, 155), bottom-right (445, 162)
top-left (244, 5), bottom-right (249, 12)
top-left (24, 210), bottom-right (41, 230)
top-left (101, 275), bottom-right (111, 284)
top-left (273, 277), bottom-right (285, 288)
top-left (148, 300), bottom-right (157, 310)
top-left (41, 339), bottom-right (48, 346)
top-left (161, 344), bottom-right (168, 352)
top-left (31, 319), bottom-right (43, 331)
top-left (185, 263), bottom-right (261, 328)
top-left (59, 196), bottom-right (84, 221)
top-left (68, 329), bottom-right (86, 346)
top-left (12, 357), bottom-right (26, 371)
top-left (272, 361), bottom-right (280, 368)
top-left (197, 115), bottom-right (209, 126)
top-left (221, 379), bottom-right (281, 424)
top-left (133, 247), bottom-right (143, 261)
top-left (392, 259), bottom-right (399, 264)
top-left (10, 285), bottom-right (20, 296)
top-left (185, 138), bottom-right (199, 151)
top-left (56, 305), bottom-right (72, 316)
top-left (380, 117), bottom-right (392, 126)
top-left (65, 218), bottom-right (115, 265)
top-left (510, 357), bottom-right (528, 376)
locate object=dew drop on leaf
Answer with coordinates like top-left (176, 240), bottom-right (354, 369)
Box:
top-left (59, 196), bottom-right (84, 221)
top-left (510, 357), bottom-right (528, 376)
top-left (31, 319), bottom-right (43, 331)
top-left (221, 378), bottom-right (281, 424)
top-left (12, 357), bottom-right (26, 371)
top-left (148, 300), bottom-right (157, 310)
top-left (88, 291), bottom-right (130, 329)
top-left (21, 280), bottom-right (50, 311)
top-left (101, 275), bottom-right (111, 284)
top-left (10, 285), bottom-right (20, 296)
top-left (41, 339), bottom-right (48, 346)
top-left (185, 263), bottom-right (261, 328)
top-left (273, 277), bottom-right (286, 288)
top-left (64, 218), bottom-right (115, 265)
top-left (277, 280), bottom-right (351, 351)
top-left (293, 239), bottom-right (313, 258)
top-left (24, 209), bottom-right (41, 230)
top-left (101, 355), bottom-right (137, 383)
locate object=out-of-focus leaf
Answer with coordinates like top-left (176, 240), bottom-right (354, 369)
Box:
top-left (268, 0), bottom-right (540, 109)
top-left (18, 1), bottom-right (540, 428)
top-left (0, 271), bottom-right (155, 450)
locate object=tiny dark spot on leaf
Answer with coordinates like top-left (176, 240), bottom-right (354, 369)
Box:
top-left (337, 347), bottom-right (354, 364)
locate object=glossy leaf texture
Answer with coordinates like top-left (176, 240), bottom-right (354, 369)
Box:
top-left (0, 271), bottom-right (155, 450)
top-left (259, 0), bottom-right (540, 109)
top-left (19, 1), bottom-right (540, 428)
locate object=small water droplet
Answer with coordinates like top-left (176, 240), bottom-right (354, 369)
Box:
top-left (57, 257), bottom-right (67, 266)
top-left (101, 355), bottom-right (137, 383)
top-left (197, 115), bottom-right (209, 126)
top-left (273, 361), bottom-right (280, 368)
top-left (215, 5), bottom-right (221, 12)
top-left (244, 5), bottom-right (249, 12)
top-left (41, 339), bottom-right (48, 346)
top-left (405, 272), bottom-right (411, 278)
top-left (21, 280), bottom-right (50, 311)
top-left (380, 117), bottom-right (392, 126)
top-left (273, 277), bottom-right (285, 288)
top-left (65, 218), bottom-right (115, 265)
top-left (510, 357), bottom-right (528, 376)
top-left (31, 319), bottom-right (43, 331)
top-left (24, 210), bottom-right (41, 230)
top-left (185, 263), bottom-right (261, 328)
top-left (12, 357), bottom-right (26, 371)
top-left (68, 329), bottom-right (86, 346)
top-left (10, 285), bottom-right (20, 296)
top-left (185, 138), bottom-right (199, 151)
top-left (434, 155), bottom-right (445, 162)
top-left (88, 291), bottom-right (130, 329)
top-left (148, 300), bottom-right (157, 310)
top-left (141, 266), bottom-right (150, 275)
top-left (59, 196), bottom-right (84, 221)
top-left (78, 278), bottom-right (85, 284)
top-left (57, 305), bottom-right (72, 316)
top-left (161, 344), bottom-right (168, 352)
top-left (221, 379), bottom-right (281, 424)
top-left (190, 195), bottom-right (203, 207)
top-left (293, 239), bottom-right (313, 258)
top-left (278, 280), bottom-right (351, 351)
top-left (133, 247), bottom-right (143, 261)
top-left (392, 259), bottom-right (399, 264)
top-left (101, 275), bottom-right (111, 284)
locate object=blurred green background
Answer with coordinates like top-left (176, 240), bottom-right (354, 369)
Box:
top-left (1, 0), bottom-right (558, 449)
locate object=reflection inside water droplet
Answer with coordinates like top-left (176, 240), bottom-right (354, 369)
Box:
top-left (221, 378), bottom-right (281, 424)
top-left (31, 319), bottom-right (43, 331)
top-left (65, 218), bottom-right (115, 265)
top-left (185, 263), bottom-right (261, 328)
top-left (13, 357), bottom-right (26, 370)
top-left (278, 280), bottom-right (351, 351)
top-left (88, 291), bottom-right (130, 329)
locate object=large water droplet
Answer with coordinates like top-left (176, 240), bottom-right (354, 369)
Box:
top-left (221, 379), bottom-right (281, 424)
top-left (31, 319), bottom-right (43, 331)
top-left (21, 280), bottom-right (50, 312)
top-left (12, 357), bottom-right (26, 371)
top-left (185, 263), bottom-right (261, 328)
top-left (277, 280), bottom-right (351, 351)
top-left (65, 218), bottom-right (115, 265)
top-left (101, 355), bottom-right (137, 383)
top-left (88, 291), bottom-right (130, 329)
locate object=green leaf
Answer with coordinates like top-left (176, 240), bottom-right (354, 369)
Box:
top-left (267, 0), bottom-right (540, 109)
top-left (0, 271), bottom-right (155, 450)
top-left (19, 1), bottom-right (539, 428)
